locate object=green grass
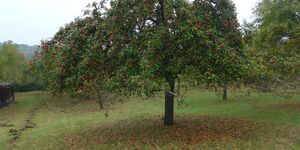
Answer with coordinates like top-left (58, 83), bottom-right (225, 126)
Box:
top-left (0, 90), bottom-right (300, 149)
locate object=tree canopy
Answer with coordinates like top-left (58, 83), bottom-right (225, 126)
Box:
top-left (105, 0), bottom-right (247, 95)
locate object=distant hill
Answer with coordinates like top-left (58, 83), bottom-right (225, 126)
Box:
top-left (0, 42), bottom-right (39, 59)
top-left (15, 44), bottom-right (39, 59)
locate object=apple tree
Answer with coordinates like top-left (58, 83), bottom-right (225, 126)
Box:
top-left (107, 0), bottom-right (246, 125)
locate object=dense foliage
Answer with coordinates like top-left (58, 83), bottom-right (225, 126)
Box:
top-left (31, 2), bottom-right (117, 108)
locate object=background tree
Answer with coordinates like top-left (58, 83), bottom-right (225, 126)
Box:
top-left (192, 0), bottom-right (246, 101)
top-left (251, 0), bottom-right (300, 95)
top-left (0, 41), bottom-right (28, 84)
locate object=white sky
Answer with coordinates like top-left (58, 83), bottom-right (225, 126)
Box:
top-left (0, 0), bottom-right (259, 45)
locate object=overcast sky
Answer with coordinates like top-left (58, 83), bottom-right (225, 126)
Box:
top-left (0, 0), bottom-right (259, 45)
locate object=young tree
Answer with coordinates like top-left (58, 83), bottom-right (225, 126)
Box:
top-left (193, 0), bottom-right (245, 101)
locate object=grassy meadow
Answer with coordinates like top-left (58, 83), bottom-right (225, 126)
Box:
top-left (0, 90), bottom-right (300, 150)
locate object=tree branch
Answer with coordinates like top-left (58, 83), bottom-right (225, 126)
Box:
top-left (159, 0), bottom-right (166, 25)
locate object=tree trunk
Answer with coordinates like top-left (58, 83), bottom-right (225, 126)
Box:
top-left (164, 79), bottom-right (175, 126)
top-left (98, 95), bottom-right (104, 109)
top-left (95, 90), bottom-right (104, 109)
top-left (223, 81), bottom-right (228, 101)
top-left (159, 0), bottom-right (174, 126)
top-left (177, 79), bottom-right (181, 96)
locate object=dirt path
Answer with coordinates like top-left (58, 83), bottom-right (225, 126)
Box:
top-left (7, 108), bottom-right (38, 150)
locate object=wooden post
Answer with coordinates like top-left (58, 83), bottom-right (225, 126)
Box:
top-left (12, 87), bottom-right (15, 103)
top-left (164, 91), bottom-right (174, 126)
top-left (4, 89), bottom-right (9, 107)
